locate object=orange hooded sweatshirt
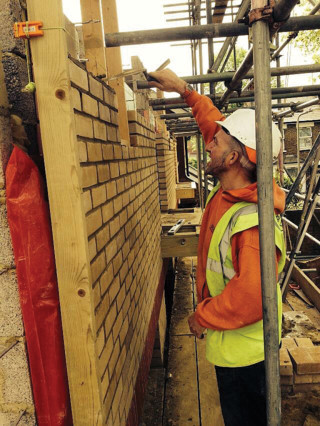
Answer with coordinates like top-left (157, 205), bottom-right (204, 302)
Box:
top-left (184, 90), bottom-right (285, 331)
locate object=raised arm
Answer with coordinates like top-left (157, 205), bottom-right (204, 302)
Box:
top-left (148, 69), bottom-right (225, 145)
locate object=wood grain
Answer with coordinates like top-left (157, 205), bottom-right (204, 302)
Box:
top-left (26, 0), bottom-right (103, 423)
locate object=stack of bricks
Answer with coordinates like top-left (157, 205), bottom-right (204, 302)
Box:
top-left (127, 110), bottom-right (155, 148)
top-left (280, 337), bottom-right (320, 393)
top-left (69, 58), bottom-right (164, 424)
top-left (156, 133), bottom-right (178, 212)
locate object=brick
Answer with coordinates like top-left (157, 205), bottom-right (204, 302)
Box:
top-left (113, 251), bottom-right (122, 275)
top-left (69, 59), bottom-right (88, 90)
top-left (96, 224), bottom-right (110, 251)
top-left (87, 141), bottom-right (103, 162)
top-left (92, 280), bottom-right (101, 309)
top-left (289, 347), bottom-right (320, 374)
top-left (294, 338), bottom-right (314, 348)
top-left (110, 163), bottom-right (120, 179)
top-left (106, 181), bottom-right (117, 199)
top-left (94, 120), bottom-right (107, 141)
top-left (78, 140), bottom-right (88, 162)
top-left (92, 184), bottom-right (107, 208)
top-left (82, 93), bottom-right (98, 117)
top-left (107, 125), bottom-right (118, 142)
top-left (91, 251), bottom-right (106, 282)
top-left (97, 164), bottom-right (110, 183)
top-left (113, 196), bottom-right (123, 214)
top-left (105, 303), bottom-right (118, 336)
top-left (102, 144), bottom-right (114, 160)
top-left (89, 74), bottom-right (103, 100)
top-left (100, 263), bottom-right (113, 295)
top-left (86, 208), bottom-right (102, 236)
top-left (99, 103), bottom-right (111, 122)
top-left (116, 178), bottom-right (125, 194)
top-left (102, 201), bottom-right (114, 224)
top-left (280, 348), bottom-right (293, 376)
top-left (88, 237), bottom-right (97, 261)
top-left (75, 113), bottom-right (93, 138)
top-left (82, 190), bottom-right (92, 214)
top-left (98, 332), bottom-right (113, 377)
top-left (113, 145), bottom-right (122, 160)
top-left (109, 276), bottom-right (121, 304)
top-left (119, 161), bottom-right (127, 175)
top-left (81, 165), bottom-right (97, 188)
top-left (108, 341), bottom-right (121, 379)
top-left (71, 87), bottom-right (81, 110)
top-left (105, 239), bottom-right (118, 264)
top-left (96, 326), bottom-right (105, 357)
top-left (110, 216), bottom-right (120, 238)
top-left (95, 294), bottom-right (110, 331)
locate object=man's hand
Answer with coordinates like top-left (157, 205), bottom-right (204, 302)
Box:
top-left (148, 69), bottom-right (187, 95)
top-left (188, 313), bottom-right (205, 339)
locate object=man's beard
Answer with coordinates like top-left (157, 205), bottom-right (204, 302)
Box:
top-left (205, 151), bottom-right (230, 177)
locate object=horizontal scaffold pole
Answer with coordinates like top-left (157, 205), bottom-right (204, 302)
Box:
top-left (105, 15), bottom-right (320, 47)
top-left (151, 90), bottom-right (320, 110)
top-left (160, 103), bottom-right (300, 118)
top-left (150, 84), bottom-right (320, 106)
top-left (137, 63), bottom-right (320, 89)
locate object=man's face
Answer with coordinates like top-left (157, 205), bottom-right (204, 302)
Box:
top-left (205, 129), bottom-right (233, 177)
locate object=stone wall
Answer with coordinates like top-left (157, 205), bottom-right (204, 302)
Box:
top-left (0, 49), bottom-right (35, 424)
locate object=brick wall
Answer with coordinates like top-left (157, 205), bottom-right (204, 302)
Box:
top-left (156, 133), bottom-right (178, 211)
top-left (284, 122), bottom-right (320, 160)
top-left (69, 58), bottom-right (164, 424)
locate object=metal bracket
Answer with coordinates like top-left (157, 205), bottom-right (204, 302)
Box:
top-left (248, 1), bottom-right (275, 27)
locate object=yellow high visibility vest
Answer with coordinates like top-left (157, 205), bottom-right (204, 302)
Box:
top-left (204, 185), bottom-right (286, 367)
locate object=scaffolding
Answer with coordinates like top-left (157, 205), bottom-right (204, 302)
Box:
top-left (104, 1), bottom-right (320, 424)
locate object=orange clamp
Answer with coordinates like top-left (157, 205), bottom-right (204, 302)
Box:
top-left (14, 21), bottom-right (44, 39)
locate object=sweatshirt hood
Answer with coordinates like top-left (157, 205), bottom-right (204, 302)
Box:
top-left (222, 179), bottom-right (285, 215)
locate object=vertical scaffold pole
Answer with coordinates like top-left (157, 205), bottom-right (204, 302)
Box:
top-left (251, 1), bottom-right (281, 425)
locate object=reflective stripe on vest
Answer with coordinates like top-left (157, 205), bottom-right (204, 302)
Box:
top-left (204, 186), bottom-right (286, 367)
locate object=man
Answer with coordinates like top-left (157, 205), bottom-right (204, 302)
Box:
top-left (149, 69), bottom-right (286, 426)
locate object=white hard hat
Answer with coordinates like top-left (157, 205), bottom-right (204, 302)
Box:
top-left (215, 109), bottom-right (282, 163)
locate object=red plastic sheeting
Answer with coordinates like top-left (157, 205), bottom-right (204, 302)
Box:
top-left (6, 147), bottom-right (72, 426)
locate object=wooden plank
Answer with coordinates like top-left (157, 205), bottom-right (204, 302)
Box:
top-left (26, 1), bottom-right (103, 423)
top-left (80, 0), bottom-right (107, 76)
top-left (291, 262), bottom-right (320, 311)
top-left (163, 335), bottom-right (200, 425)
top-left (161, 208), bottom-right (203, 227)
top-left (101, 0), bottom-right (130, 146)
top-left (170, 258), bottom-right (194, 336)
top-left (197, 338), bottom-right (225, 426)
top-left (161, 232), bottom-right (199, 258)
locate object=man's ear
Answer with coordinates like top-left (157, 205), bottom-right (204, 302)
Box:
top-left (228, 150), bottom-right (240, 165)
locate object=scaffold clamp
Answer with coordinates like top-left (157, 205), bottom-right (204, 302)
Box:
top-left (14, 21), bottom-right (44, 39)
top-left (248, 1), bottom-right (275, 26)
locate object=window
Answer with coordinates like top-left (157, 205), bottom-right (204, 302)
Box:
top-left (298, 126), bottom-right (312, 150)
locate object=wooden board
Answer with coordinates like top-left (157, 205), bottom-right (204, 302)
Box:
top-left (161, 208), bottom-right (203, 227)
top-left (26, 1), bottom-right (103, 423)
top-left (80, 0), bottom-right (107, 76)
top-left (101, 0), bottom-right (130, 146)
top-left (197, 338), bottom-right (225, 426)
top-left (163, 335), bottom-right (200, 425)
top-left (291, 263), bottom-right (320, 312)
top-left (161, 231), bottom-right (199, 258)
top-left (176, 182), bottom-right (197, 200)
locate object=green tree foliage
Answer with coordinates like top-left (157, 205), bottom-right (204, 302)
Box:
top-left (293, 0), bottom-right (320, 64)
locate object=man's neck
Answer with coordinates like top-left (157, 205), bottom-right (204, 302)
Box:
top-left (219, 170), bottom-right (253, 191)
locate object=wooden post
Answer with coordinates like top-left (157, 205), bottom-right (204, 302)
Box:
top-left (101, 0), bottom-right (130, 146)
top-left (26, 1), bottom-right (103, 423)
top-left (80, 0), bottom-right (107, 76)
